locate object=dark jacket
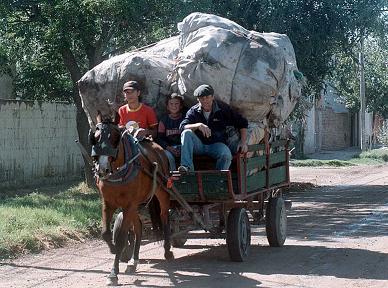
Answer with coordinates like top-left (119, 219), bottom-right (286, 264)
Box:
top-left (180, 100), bottom-right (248, 145)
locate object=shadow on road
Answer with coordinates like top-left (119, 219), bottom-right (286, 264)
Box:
top-left (286, 184), bottom-right (388, 240)
top-left (144, 244), bottom-right (387, 287)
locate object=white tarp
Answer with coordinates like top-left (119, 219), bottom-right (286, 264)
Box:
top-left (78, 52), bottom-right (174, 127)
top-left (79, 12), bottom-right (302, 133)
top-left (172, 12), bottom-right (302, 126)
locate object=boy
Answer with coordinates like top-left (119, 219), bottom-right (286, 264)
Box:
top-left (157, 93), bottom-right (185, 171)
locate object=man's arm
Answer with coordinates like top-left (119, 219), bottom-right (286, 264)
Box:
top-left (237, 128), bottom-right (248, 153)
top-left (180, 108), bottom-right (212, 138)
top-left (183, 123), bottom-right (212, 138)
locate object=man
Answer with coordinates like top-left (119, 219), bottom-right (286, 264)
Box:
top-left (178, 84), bottom-right (248, 172)
top-left (118, 80), bottom-right (158, 138)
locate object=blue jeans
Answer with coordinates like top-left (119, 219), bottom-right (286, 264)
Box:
top-left (180, 129), bottom-right (232, 170)
top-left (164, 147), bottom-right (179, 171)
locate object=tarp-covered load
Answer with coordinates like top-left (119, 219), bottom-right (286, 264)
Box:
top-left (172, 13), bottom-right (302, 126)
top-left (78, 52), bottom-right (174, 127)
top-left (78, 12), bottom-right (302, 131)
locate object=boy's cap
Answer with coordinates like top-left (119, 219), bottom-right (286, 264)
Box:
top-left (123, 81), bottom-right (140, 91)
top-left (194, 84), bottom-right (214, 97)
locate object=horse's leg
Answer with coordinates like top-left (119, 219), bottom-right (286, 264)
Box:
top-left (125, 214), bottom-right (142, 274)
top-left (101, 201), bottom-right (116, 254)
top-left (157, 191), bottom-right (174, 260)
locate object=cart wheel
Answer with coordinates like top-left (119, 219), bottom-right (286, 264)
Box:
top-left (113, 212), bottom-right (134, 262)
top-left (169, 209), bottom-right (188, 248)
top-left (266, 197), bottom-right (287, 247)
top-left (226, 208), bottom-right (251, 262)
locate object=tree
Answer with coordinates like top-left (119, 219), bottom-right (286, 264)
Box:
top-left (329, 36), bottom-right (388, 117)
top-left (0, 0), bottom-right (206, 185)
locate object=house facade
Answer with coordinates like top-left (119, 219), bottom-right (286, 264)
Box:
top-left (302, 84), bottom-right (373, 154)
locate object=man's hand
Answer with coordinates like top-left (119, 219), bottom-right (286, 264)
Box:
top-left (237, 141), bottom-right (248, 153)
top-left (197, 123), bottom-right (212, 138)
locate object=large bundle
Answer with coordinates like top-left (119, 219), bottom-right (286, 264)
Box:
top-left (78, 52), bottom-right (174, 127)
top-left (78, 12), bottom-right (302, 137)
top-left (172, 13), bottom-right (302, 127)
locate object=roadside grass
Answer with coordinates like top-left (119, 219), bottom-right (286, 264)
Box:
top-left (291, 159), bottom-right (356, 167)
top-left (0, 182), bottom-right (101, 259)
top-left (291, 147), bottom-right (388, 167)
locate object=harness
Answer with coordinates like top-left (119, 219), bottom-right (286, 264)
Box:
top-left (94, 128), bottom-right (161, 207)
top-left (97, 131), bottom-right (141, 184)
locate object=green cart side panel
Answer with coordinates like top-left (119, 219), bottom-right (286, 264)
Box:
top-left (246, 155), bottom-right (266, 171)
top-left (246, 171), bottom-right (266, 193)
top-left (173, 174), bottom-right (199, 201)
top-left (269, 166), bottom-right (287, 186)
top-left (173, 172), bottom-right (231, 201)
top-left (247, 143), bottom-right (266, 151)
top-left (269, 151), bottom-right (286, 165)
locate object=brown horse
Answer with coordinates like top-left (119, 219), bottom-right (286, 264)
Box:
top-left (90, 111), bottom-right (173, 286)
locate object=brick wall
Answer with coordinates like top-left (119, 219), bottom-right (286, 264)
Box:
top-left (321, 107), bottom-right (351, 150)
top-left (0, 100), bottom-right (83, 188)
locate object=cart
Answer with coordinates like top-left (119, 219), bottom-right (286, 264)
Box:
top-left (113, 134), bottom-right (290, 262)
top-left (166, 135), bottom-right (291, 261)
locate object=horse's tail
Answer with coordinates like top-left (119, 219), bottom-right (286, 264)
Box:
top-left (148, 196), bottom-right (163, 240)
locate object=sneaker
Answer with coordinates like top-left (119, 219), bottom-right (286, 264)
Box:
top-left (177, 165), bottom-right (189, 173)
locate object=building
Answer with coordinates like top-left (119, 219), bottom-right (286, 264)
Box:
top-left (302, 83), bottom-right (373, 154)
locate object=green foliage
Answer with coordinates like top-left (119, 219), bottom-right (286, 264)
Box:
top-left (0, 0), bottom-right (386, 119)
top-left (356, 148), bottom-right (388, 162)
top-left (291, 159), bottom-right (356, 167)
top-left (376, 120), bottom-right (388, 145)
top-left (291, 147), bottom-right (388, 167)
top-left (0, 182), bottom-right (100, 259)
top-left (329, 36), bottom-right (388, 117)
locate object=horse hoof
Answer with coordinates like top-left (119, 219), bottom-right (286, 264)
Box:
top-left (164, 251), bottom-right (174, 260)
top-left (106, 276), bottom-right (118, 286)
top-left (125, 259), bottom-right (138, 274)
top-left (125, 265), bottom-right (137, 274)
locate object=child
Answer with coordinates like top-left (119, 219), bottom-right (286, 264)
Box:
top-left (157, 93), bottom-right (185, 171)
top-left (118, 80), bottom-right (158, 139)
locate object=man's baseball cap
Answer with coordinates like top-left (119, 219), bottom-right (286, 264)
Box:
top-left (194, 84), bottom-right (214, 97)
top-left (123, 80), bottom-right (140, 91)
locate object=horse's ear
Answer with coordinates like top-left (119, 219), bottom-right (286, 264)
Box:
top-left (112, 111), bottom-right (120, 126)
top-left (96, 110), bottom-right (102, 124)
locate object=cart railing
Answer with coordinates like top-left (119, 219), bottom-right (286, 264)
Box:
top-left (172, 138), bottom-right (290, 203)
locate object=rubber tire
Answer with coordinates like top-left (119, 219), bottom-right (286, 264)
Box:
top-left (266, 197), bottom-right (287, 247)
top-left (113, 212), bottom-right (134, 263)
top-left (169, 209), bottom-right (188, 248)
top-left (226, 208), bottom-right (251, 262)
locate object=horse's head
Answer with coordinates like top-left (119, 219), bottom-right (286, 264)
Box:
top-left (90, 111), bottom-right (122, 177)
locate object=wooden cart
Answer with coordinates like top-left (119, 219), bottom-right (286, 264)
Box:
top-left (167, 137), bottom-right (291, 261)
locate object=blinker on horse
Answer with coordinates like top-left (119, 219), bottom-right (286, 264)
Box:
top-left (90, 111), bottom-right (173, 286)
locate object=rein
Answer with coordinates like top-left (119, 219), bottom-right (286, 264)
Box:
top-left (96, 129), bottom-right (140, 182)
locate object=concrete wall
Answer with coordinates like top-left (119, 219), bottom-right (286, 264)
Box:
top-left (0, 99), bottom-right (83, 188)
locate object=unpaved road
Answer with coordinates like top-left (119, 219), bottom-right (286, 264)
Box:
top-left (1, 165), bottom-right (387, 288)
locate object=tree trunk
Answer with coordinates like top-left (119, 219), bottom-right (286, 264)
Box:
top-left (73, 86), bottom-right (95, 187)
top-left (62, 47), bottom-right (95, 187)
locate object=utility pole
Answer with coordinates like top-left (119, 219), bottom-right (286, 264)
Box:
top-left (359, 38), bottom-right (366, 151)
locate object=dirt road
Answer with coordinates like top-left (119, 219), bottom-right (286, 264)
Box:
top-left (1, 165), bottom-right (387, 288)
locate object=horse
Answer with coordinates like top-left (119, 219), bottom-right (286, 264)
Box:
top-left (89, 111), bottom-right (173, 286)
